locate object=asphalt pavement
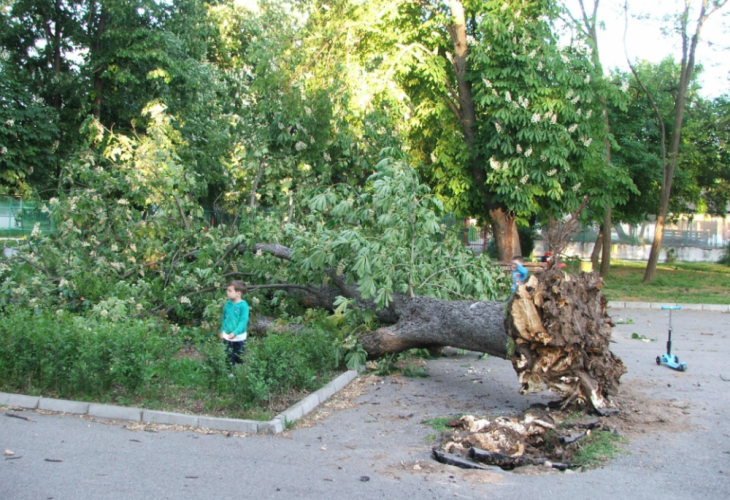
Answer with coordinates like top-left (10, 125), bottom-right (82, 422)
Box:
top-left (2, 307), bottom-right (729, 500)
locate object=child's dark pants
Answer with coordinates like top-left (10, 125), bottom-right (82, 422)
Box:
top-left (225, 340), bottom-right (245, 366)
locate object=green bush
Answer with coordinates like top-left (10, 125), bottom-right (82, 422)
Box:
top-left (719, 243), bottom-right (730, 266)
top-left (0, 310), bottom-right (174, 399)
top-left (234, 327), bottom-right (339, 407)
top-left (0, 309), bottom-right (342, 415)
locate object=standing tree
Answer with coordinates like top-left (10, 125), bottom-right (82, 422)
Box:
top-left (564, 0), bottom-right (636, 277)
top-left (622, 0), bottom-right (729, 282)
top-left (381, 0), bottom-right (618, 261)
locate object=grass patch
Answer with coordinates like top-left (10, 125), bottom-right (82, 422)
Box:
top-left (0, 309), bottom-right (343, 419)
top-left (571, 430), bottom-right (626, 468)
top-left (599, 261), bottom-right (730, 304)
top-left (422, 415), bottom-right (461, 433)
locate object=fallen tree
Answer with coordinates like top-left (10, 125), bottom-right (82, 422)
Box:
top-left (249, 239), bottom-right (625, 413)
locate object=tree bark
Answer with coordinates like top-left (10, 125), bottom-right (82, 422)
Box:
top-left (359, 296), bottom-right (509, 358)
top-left (489, 207), bottom-right (520, 261)
top-left (600, 208), bottom-right (611, 277)
top-left (590, 228), bottom-right (603, 269)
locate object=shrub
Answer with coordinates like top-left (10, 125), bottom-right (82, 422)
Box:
top-left (233, 327), bottom-right (339, 408)
top-left (719, 243), bottom-right (730, 266)
top-left (0, 310), bottom-right (174, 399)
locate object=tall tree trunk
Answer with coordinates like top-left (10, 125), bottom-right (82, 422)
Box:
top-left (445, 0), bottom-right (516, 260)
top-left (489, 207), bottom-right (519, 261)
top-left (643, 0), bottom-right (711, 282)
top-left (590, 227), bottom-right (603, 269)
top-left (600, 207), bottom-right (611, 276)
top-left (90, 4), bottom-right (107, 120)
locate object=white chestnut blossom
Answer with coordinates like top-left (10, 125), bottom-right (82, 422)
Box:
top-left (568, 124), bottom-right (578, 133)
top-left (295, 141), bottom-right (307, 151)
top-left (323, 152), bottom-right (331, 162)
top-left (505, 91), bottom-right (512, 102)
top-left (482, 78), bottom-right (493, 88)
top-left (524, 147), bottom-right (533, 157)
top-left (586, 109), bottom-right (593, 119)
top-left (494, 122), bottom-right (502, 133)
top-left (516, 144), bottom-right (523, 154)
top-left (585, 75), bottom-right (591, 84)
top-left (489, 157), bottom-right (500, 170)
top-left (179, 296), bottom-right (191, 305)
top-left (117, 199), bottom-right (129, 205)
top-left (583, 138), bottom-right (593, 147)
top-left (620, 81), bottom-right (630, 92)
top-left (541, 155), bottom-right (549, 163)
top-left (531, 113), bottom-right (541, 123)
top-left (573, 182), bottom-right (582, 192)
top-left (520, 175), bottom-right (529, 184)
top-left (547, 169), bottom-right (557, 176)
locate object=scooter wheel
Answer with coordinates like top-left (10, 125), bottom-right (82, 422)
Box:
top-left (656, 356), bottom-right (661, 365)
top-left (679, 364), bottom-right (687, 372)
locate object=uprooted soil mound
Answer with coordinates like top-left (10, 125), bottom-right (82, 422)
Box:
top-left (432, 407), bottom-right (616, 471)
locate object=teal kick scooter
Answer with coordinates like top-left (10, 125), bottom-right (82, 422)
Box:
top-left (656, 306), bottom-right (688, 372)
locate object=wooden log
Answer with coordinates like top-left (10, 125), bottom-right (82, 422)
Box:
top-left (431, 448), bottom-right (491, 470)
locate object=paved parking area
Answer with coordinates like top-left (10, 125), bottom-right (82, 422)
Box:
top-left (1, 308), bottom-right (729, 500)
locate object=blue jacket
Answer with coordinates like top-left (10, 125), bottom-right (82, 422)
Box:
top-left (511, 263), bottom-right (529, 292)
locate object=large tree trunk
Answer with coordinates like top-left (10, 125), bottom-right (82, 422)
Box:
top-left (354, 269), bottom-right (623, 412)
top-left (359, 297), bottom-right (509, 358)
top-left (489, 207), bottom-right (520, 261)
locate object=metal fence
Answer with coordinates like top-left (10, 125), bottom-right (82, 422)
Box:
top-left (0, 197), bottom-right (54, 238)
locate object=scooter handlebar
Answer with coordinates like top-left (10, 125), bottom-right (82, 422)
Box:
top-left (661, 306), bottom-right (682, 310)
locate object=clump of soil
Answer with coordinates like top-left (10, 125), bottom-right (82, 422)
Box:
top-left (433, 406), bottom-right (619, 471)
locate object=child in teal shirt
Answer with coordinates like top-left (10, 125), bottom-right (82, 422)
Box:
top-left (219, 280), bottom-right (249, 366)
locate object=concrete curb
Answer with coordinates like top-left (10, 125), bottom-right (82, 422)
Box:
top-left (0, 369), bottom-right (359, 435)
top-left (608, 301), bottom-right (729, 312)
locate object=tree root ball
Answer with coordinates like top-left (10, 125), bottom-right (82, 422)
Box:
top-left (505, 268), bottom-right (626, 412)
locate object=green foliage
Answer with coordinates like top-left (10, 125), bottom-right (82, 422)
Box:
top-left (232, 328), bottom-right (340, 407)
top-left (516, 224), bottom-right (537, 259)
top-left (294, 156), bottom-right (506, 309)
top-left (0, 310), bottom-right (173, 399)
top-left (422, 415), bottom-right (461, 433)
top-left (719, 244), bottom-right (730, 266)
